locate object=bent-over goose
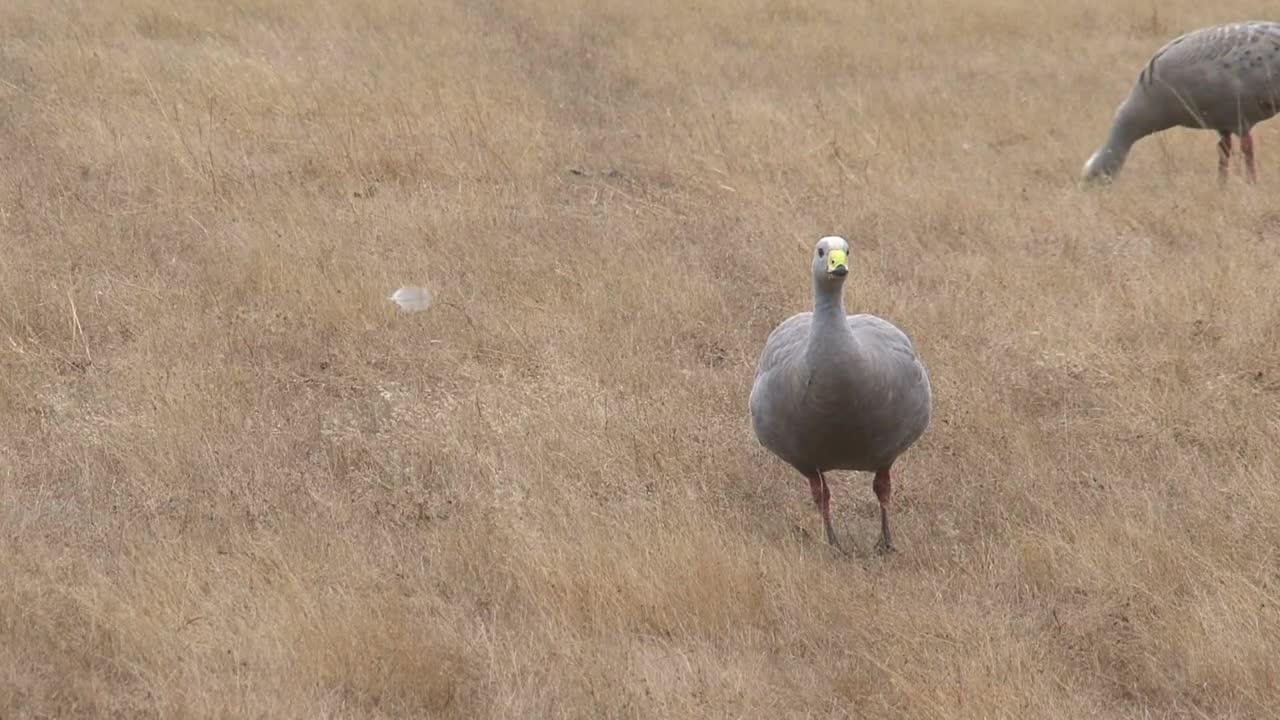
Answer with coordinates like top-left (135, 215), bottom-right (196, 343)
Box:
top-left (748, 236), bottom-right (932, 554)
top-left (1083, 21), bottom-right (1280, 183)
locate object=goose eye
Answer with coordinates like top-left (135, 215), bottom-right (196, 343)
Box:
top-left (817, 248), bottom-right (825, 258)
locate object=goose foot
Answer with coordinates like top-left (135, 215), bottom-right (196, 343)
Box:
top-left (824, 524), bottom-right (851, 557)
top-left (875, 535), bottom-right (896, 555)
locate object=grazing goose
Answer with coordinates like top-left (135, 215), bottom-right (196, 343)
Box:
top-left (1083, 21), bottom-right (1280, 184)
top-left (749, 236), bottom-right (932, 554)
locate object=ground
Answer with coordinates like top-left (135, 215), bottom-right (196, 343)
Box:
top-left (2, 0), bottom-right (1279, 717)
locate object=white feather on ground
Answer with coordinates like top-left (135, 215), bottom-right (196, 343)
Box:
top-left (389, 286), bottom-right (432, 313)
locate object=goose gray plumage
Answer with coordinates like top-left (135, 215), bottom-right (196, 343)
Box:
top-left (1083, 20), bottom-right (1280, 183)
top-left (749, 236), bottom-right (932, 554)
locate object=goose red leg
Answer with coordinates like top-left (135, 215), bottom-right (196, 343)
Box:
top-left (1242, 131), bottom-right (1257, 183)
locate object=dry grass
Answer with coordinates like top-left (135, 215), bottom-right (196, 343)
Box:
top-left (3, 0), bottom-right (1280, 717)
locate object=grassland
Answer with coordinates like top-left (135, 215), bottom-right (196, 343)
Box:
top-left (2, 0), bottom-right (1280, 717)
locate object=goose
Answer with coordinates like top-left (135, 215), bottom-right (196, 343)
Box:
top-left (748, 236), bottom-right (932, 554)
top-left (1083, 21), bottom-right (1280, 183)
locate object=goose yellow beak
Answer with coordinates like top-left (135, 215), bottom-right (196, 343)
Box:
top-left (827, 248), bottom-right (848, 276)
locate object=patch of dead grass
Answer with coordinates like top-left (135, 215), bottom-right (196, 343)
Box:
top-left (3, 0), bottom-right (1280, 717)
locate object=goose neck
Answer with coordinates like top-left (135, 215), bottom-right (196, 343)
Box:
top-left (812, 283), bottom-right (849, 329)
top-left (1107, 98), bottom-right (1158, 152)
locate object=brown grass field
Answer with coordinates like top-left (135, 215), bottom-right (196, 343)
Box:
top-left (3, 0), bottom-right (1280, 717)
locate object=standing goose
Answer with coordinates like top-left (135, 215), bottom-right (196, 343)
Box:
top-left (749, 236), bottom-right (931, 554)
top-left (1084, 21), bottom-right (1280, 184)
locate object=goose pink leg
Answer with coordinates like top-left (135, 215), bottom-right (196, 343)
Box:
top-left (808, 471), bottom-right (844, 552)
top-left (873, 468), bottom-right (895, 554)
top-left (1218, 132), bottom-right (1233, 184)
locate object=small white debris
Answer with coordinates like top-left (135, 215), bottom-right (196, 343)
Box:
top-left (389, 286), bottom-right (432, 312)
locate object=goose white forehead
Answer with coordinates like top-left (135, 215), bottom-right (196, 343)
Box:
top-left (817, 236), bottom-right (849, 251)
